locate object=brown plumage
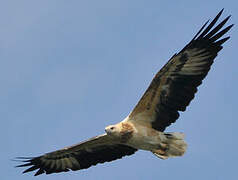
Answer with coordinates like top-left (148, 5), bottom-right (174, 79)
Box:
top-left (16, 134), bottom-right (136, 176)
top-left (16, 9), bottom-right (233, 176)
top-left (129, 9), bottom-right (233, 131)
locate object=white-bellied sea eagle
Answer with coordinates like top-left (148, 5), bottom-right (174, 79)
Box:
top-left (16, 9), bottom-right (233, 176)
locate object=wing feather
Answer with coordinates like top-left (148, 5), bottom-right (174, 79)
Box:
top-left (16, 134), bottom-right (137, 176)
top-left (128, 10), bottom-right (233, 131)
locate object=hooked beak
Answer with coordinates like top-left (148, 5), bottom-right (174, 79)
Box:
top-left (105, 128), bottom-right (108, 134)
top-left (105, 125), bottom-right (114, 134)
top-left (105, 126), bottom-right (110, 134)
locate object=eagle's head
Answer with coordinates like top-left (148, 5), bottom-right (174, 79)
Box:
top-left (105, 124), bottom-right (120, 137)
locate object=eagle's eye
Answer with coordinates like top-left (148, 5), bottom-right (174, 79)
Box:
top-left (110, 127), bottom-right (115, 130)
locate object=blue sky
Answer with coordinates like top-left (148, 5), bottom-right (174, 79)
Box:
top-left (2, 1), bottom-right (238, 180)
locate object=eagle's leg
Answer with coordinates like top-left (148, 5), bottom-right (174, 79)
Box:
top-left (151, 143), bottom-right (169, 159)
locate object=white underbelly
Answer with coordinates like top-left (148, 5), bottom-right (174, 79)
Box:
top-left (126, 126), bottom-right (165, 150)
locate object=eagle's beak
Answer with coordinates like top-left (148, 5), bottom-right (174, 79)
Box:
top-left (105, 125), bottom-right (114, 134)
top-left (105, 126), bottom-right (110, 134)
top-left (105, 127), bottom-right (108, 133)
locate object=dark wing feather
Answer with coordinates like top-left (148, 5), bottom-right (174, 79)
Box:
top-left (16, 134), bottom-right (137, 176)
top-left (129, 10), bottom-right (233, 131)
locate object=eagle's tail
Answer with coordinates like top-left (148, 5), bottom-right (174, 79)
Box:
top-left (152, 132), bottom-right (187, 160)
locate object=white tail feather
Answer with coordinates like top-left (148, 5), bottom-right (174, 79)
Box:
top-left (152, 132), bottom-right (187, 159)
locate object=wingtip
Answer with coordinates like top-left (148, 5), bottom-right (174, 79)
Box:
top-left (225, 36), bottom-right (230, 40)
top-left (14, 157), bottom-right (33, 162)
top-left (223, 15), bottom-right (231, 24)
top-left (17, 164), bottom-right (32, 168)
top-left (191, 19), bottom-right (210, 41)
top-left (11, 158), bottom-right (22, 162)
top-left (203, 19), bottom-right (210, 28)
top-left (219, 8), bottom-right (224, 15)
top-left (227, 24), bottom-right (234, 31)
top-left (34, 168), bottom-right (45, 176)
top-left (216, 8), bottom-right (224, 19)
top-left (225, 15), bottom-right (231, 21)
top-left (22, 169), bottom-right (29, 174)
top-left (15, 156), bottom-right (34, 159)
top-left (214, 36), bottom-right (230, 46)
top-left (218, 9), bottom-right (232, 21)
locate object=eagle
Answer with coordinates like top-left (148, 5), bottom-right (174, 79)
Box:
top-left (17, 9), bottom-right (233, 176)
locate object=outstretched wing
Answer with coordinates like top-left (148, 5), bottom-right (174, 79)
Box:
top-left (16, 134), bottom-right (137, 176)
top-left (128, 9), bottom-right (233, 132)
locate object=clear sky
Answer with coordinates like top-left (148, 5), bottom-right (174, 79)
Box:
top-left (2, 1), bottom-right (238, 180)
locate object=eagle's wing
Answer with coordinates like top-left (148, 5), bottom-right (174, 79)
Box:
top-left (16, 134), bottom-right (137, 176)
top-left (128, 9), bottom-right (233, 132)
